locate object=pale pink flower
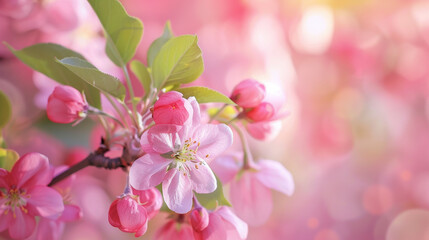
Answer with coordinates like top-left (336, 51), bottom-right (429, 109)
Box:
top-left (0, 153), bottom-right (64, 239)
top-left (193, 206), bottom-right (248, 240)
top-left (130, 97), bottom-right (233, 213)
top-left (230, 79), bottom-right (266, 108)
top-left (152, 91), bottom-right (190, 125)
top-left (26, 166), bottom-right (82, 240)
top-left (46, 86), bottom-right (88, 124)
top-left (155, 220), bottom-right (194, 240)
top-left (211, 155), bottom-right (294, 226)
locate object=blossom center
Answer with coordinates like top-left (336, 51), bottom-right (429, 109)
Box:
top-left (174, 138), bottom-right (201, 163)
top-left (2, 188), bottom-right (29, 217)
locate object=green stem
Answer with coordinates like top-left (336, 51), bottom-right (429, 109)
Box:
top-left (122, 66), bottom-right (139, 127)
top-left (229, 122), bottom-right (252, 169)
top-left (105, 94), bottom-right (130, 130)
top-left (89, 107), bottom-right (125, 128)
top-left (209, 104), bottom-right (227, 123)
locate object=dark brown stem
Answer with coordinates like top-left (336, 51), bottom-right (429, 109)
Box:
top-left (48, 140), bottom-right (133, 187)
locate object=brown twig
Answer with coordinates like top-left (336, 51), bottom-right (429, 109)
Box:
top-left (48, 139), bottom-right (134, 187)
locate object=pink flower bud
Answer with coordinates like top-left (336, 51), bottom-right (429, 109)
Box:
top-left (152, 91), bottom-right (189, 125)
top-left (190, 207), bottom-right (209, 231)
top-left (230, 79), bottom-right (266, 108)
top-left (47, 86), bottom-right (88, 124)
top-left (245, 102), bottom-right (275, 122)
top-left (108, 195), bottom-right (148, 237)
top-left (133, 187), bottom-right (163, 219)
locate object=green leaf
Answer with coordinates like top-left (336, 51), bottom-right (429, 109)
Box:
top-left (58, 57), bottom-right (126, 100)
top-left (0, 91), bottom-right (11, 129)
top-left (176, 87), bottom-right (235, 105)
top-left (195, 175), bottom-right (231, 210)
top-left (88, 0), bottom-right (143, 67)
top-left (130, 60), bottom-right (151, 96)
top-left (147, 21), bottom-right (174, 67)
top-left (5, 43), bottom-right (101, 109)
top-left (152, 35), bottom-right (204, 89)
top-left (0, 148), bottom-right (19, 171)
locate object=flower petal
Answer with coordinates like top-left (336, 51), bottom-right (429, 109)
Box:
top-left (216, 207), bottom-right (248, 239)
top-left (27, 186), bottom-right (64, 219)
top-left (129, 154), bottom-right (170, 190)
top-left (245, 120), bottom-right (282, 141)
top-left (188, 97), bottom-right (201, 126)
top-left (135, 220), bottom-right (148, 237)
top-left (255, 159), bottom-right (294, 196)
top-left (155, 220), bottom-right (194, 240)
top-left (10, 153), bottom-right (52, 189)
top-left (198, 213), bottom-right (227, 240)
top-left (9, 208), bottom-right (36, 239)
top-left (35, 218), bottom-right (64, 240)
top-left (148, 124), bottom-right (183, 153)
top-left (209, 154), bottom-right (241, 184)
top-left (162, 168), bottom-right (193, 214)
top-left (230, 171), bottom-right (272, 226)
top-left (0, 168), bottom-right (9, 189)
top-left (193, 124), bottom-right (233, 163)
top-left (117, 197), bottom-right (148, 232)
top-left (189, 161), bottom-right (217, 194)
top-left (58, 204), bottom-right (82, 222)
top-left (0, 208), bottom-right (12, 232)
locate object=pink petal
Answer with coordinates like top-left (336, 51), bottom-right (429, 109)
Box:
top-left (0, 208), bottom-right (12, 232)
top-left (198, 212), bottom-right (227, 240)
top-left (27, 186), bottom-right (64, 219)
top-left (117, 197), bottom-right (148, 232)
top-left (209, 154), bottom-right (241, 184)
top-left (187, 97), bottom-right (201, 126)
top-left (148, 124), bottom-right (183, 153)
top-left (155, 220), bottom-right (194, 240)
top-left (0, 168), bottom-right (9, 189)
top-left (245, 120), bottom-right (282, 141)
top-left (46, 97), bottom-right (84, 123)
top-left (10, 153), bottom-right (52, 189)
top-left (133, 188), bottom-right (163, 219)
top-left (189, 161), bottom-right (217, 194)
top-left (255, 159), bottom-right (295, 196)
top-left (230, 171), bottom-right (273, 226)
top-left (58, 204), bottom-right (82, 222)
top-left (193, 124), bottom-right (233, 163)
top-left (216, 207), bottom-right (248, 239)
top-left (153, 91), bottom-right (189, 125)
top-left (34, 218), bottom-right (64, 240)
top-left (135, 220), bottom-right (148, 237)
top-left (129, 154), bottom-right (170, 190)
top-left (52, 85), bottom-right (84, 103)
top-left (162, 168), bottom-right (193, 214)
top-left (9, 208), bottom-right (36, 239)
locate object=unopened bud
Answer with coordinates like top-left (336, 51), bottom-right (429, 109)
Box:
top-left (190, 207), bottom-right (209, 231)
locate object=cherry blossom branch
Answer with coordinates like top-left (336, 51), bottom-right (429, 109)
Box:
top-left (48, 140), bottom-right (134, 187)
